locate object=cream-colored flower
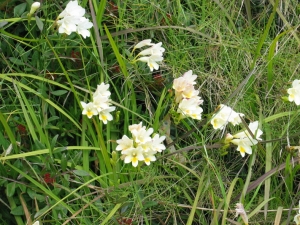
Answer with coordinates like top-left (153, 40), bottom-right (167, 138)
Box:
top-left (142, 150), bottom-right (157, 166)
top-left (287, 79), bottom-right (300, 105)
top-left (137, 55), bottom-right (163, 71)
top-left (233, 121), bottom-right (263, 140)
top-left (131, 127), bottom-right (153, 144)
top-left (98, 106), bottom-right (115, 124)
top-left (230, 121), bottom-right (263, 157)
top-left (177, 98), bottom-right (203, 120)
top-left (57, 0), bottom-right (93, 38)
top-left (123, 147), bottom-right (144, 167)
top-left (133, 39), bottom-right (153, 50)
top-left (138, 42), bottom-right (165, 56)
top-left (211, 104), bottom-right (244, 129)
top-left (81, 102), bottom-right (98, 118)
top-left (116, 135), bottom-right (134, 153)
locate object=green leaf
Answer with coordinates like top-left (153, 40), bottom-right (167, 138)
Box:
top-left (14, 3), bottom-right (27, 17)
top-left (11, 206), bottom-right (24, 216)
top-left (142, 201), bottom-right (158, 209)
top-left (9, 57), bottom-right (25, 66)
top-left (61, 153), bottom-right (68, 172)
top-left (51, 90), bottom-right (68, 96)
top-left (35, 16), bottom-right (44, 31)
top-left (6, 182), bottom-right (16, 197)
top-left (72, 170), bottom-right (90, 177)
top-left (27, 189), bottom-right (46, 202)
top-left (18, 183), bottom-right (26, 193)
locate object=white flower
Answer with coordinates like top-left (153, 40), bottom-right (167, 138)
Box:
top-left (94, 83), bottom-right (111, 98)
top-left (76, 17), bottom-right (93, 38)
top-left (211, 104), bottom-right (244, 130)
top-left (57, 16), bottom-right (79, 35)
top-left (116, 135), bottom-right (134, 153)
top-left (231, 138), bottom-right (255, 157)
top-left (137, 55), bottom-right (164, 71)
top-left (294, 200), bottom-right (300, 225)
top-left (230, 121), bottom-right (263, 157)
top-left (58, 0), bottom-right (85, 18)
top-left (182, 70), bottom-right (197, 85)
top-left (181, 84), bottom-right (199, 99)
top-left (29, 2), bottom-right (40, 15)
top-left (129, 122), bottom-right (144, 133)
top-left (131, 127), bottom-right (153, 144)
top-left (124, 147), bottom-right (144, 167)
top-left (295, 214), bottom-right (300, 225)
top-left (33, 221), bottom-right (40, 225)
top-left (233, 121), bottom-right (263, 140)
top-left (93, 95), bottom-right (110, 112)
top-left (81, 102), bottom-right (98, 118)
top-left (142, 150), bottom-right (157, 166)
top-left (138, 42), bottom-right (165, 56)
top-left (57, 0), bottom-right (93, 38)
top-left (287, 79), bottom-right (300, 105)
top-left (177, 98), bottom-right (203, 120)
top-left (117, 122), bottom-right (166, 167)
top-left (150, 134), bottom-right (166, 153)
top-left (134, 39), bottom-right (153, 50)
top-left (173, 71), bottom-right (200, 103)
top-left (98, 106), bottom-right (115, 124)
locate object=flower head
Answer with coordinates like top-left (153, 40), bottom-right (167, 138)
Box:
top-left (116, 122), bottom-right (166, 167)
top-left (58, 0), bottom-right (85, 18)
top-left (150, 134), bottom-right (166, 153)
top-left (81, 102), bottom-right (98, 118)
top-left (211, 104), bottom-right (244, 130)
top-left (76, 17), bottom-right (93, 38)
top-left (133, 39), bottom-right (153, 50)
top-left (57, 0), bottom-right (93, 38)
top-left (287, 79), bottom-right (300, 105)
top-left (134, 40), bottom-right (165, 71)
top-left (177, 98), bottom-right (203, 120)
top-left (138, 42), bottom-right (165, 56)
top-left (81, 82), bottom-right (115, 123)
top-left (137, 55), bottom-right (164, 72)
top-left (98, 106), bottom-right (115, 124)
top-left (116, 135), bottom-right (134, 153)
top-left (229, 121), bottom-right (263, 157)
top-left (124, 147), bottom-right (145, 167)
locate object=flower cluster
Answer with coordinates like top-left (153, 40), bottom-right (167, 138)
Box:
top-left (226, 121), bottom-right (263, 157)
top-left (211, 104), bottom-right (244, 130)
top-left (172, 70), bottom-right (204, 120)
top-left (116, 122), bottom-right (166, 167)
top-left (57, 0), bottom-right (93, 38)
top-left (133, 39), bottom-right (165, 71)
top-left (287, 79), bottom-right (300, 105)
top-left (80, 82), bottom-right (115, 124)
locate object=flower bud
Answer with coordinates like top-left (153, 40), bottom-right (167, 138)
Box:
top-left (29, 2), bottom-right (40, 15)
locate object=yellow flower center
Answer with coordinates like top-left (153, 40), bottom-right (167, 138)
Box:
top-left (87, 110), bottom-right (93, 118)
top-left (101, 114), bottom-right (107, 121)
top-left (240, 146), bottom-right (246, 153)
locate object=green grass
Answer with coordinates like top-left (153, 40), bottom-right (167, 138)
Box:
top-left (0, 0), bottom-right (300, 224)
